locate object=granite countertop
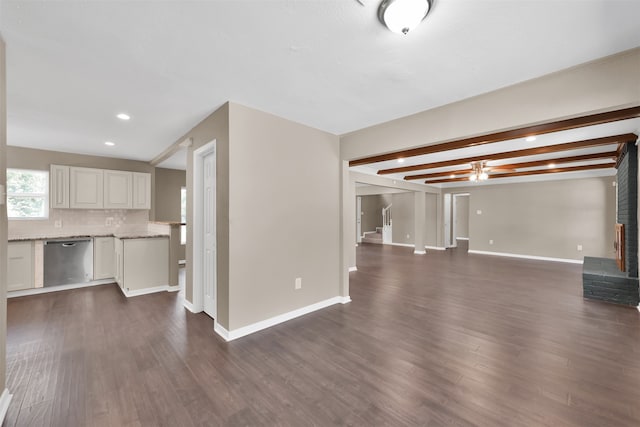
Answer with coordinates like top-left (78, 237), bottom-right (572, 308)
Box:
top-left (9, 233), bottom-right (169, 242)
top-left (151, 221), bottom-right (185, 226)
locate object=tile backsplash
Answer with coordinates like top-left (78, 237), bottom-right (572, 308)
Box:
top-left (8, 209), bottom-right (150, 239)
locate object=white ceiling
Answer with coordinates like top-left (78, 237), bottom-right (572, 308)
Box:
top-left (2, 0), bottom-right (640, 171)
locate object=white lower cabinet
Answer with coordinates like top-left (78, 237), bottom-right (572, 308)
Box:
top-left (115, 237), bottom-right (169, 293)
top-left (7, 241), bottom-right (35, 292)
top-left (94, 237), bottom-right (115, 280)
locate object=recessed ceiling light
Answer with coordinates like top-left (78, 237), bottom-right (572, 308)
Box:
top-left (116, 113), bottom-right (130, 121)
top-left (105, 141), bottom-right (115, 146)
top-left (548, 163), bottom-right (556, 168)
top-left (525, 136), bottom-right (536, 142)
top-left (397, 158), bottom-right (405, 163)
top-left (450, 174), bottom-right (455, 178)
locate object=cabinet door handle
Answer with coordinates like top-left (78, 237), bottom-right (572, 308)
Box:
top-left (62, 243), bottom-right (76, 248)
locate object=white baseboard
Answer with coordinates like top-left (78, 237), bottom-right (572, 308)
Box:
top-left (0, 388), bottom-right (12, 425)
top-left (348, 266), bottom-right (358, 272)
top-left (386, 242), bottom-right (414, 248)
top-left (468, 250), bottom-right (583, 264)
top-left (183, 298), bottom-right (201, 313)
top-left (214, 322), bottom-right (230, 341)
top-left (425, 246), bottom-right (446, 251)
top-left (118, 284), bottom-right (178, 298)
top-left (456, 237), bottom-right (470, 241)
top-left (414, 250), bottom-right (426, 255)
top-left (214, 295), bottom-right (351, 342)
top-left (7, 279), bottom-right (114, 298)
top-left (637, 304), bottom-right (640, 313)
top-left (362, 231), bottom-right (377, 236)
top-left (339, 296), bottom-right (352, 304)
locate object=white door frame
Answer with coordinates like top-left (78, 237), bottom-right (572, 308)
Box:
top-left (452, 193), bottom-right (470, 247)
top-left (192, 139), bottom-right (216, 317)
top-left (356, 196), bottom-right (362, 244)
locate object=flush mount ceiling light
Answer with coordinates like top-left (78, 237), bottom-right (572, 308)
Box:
top-left (104, 141), bottom-right (115, 146)
top-left (378, 0), bottom-right (432, 35)
top-left (525, 136), bottom-right (537, 142)
top-left (116, 113), bottom-right (130, 121)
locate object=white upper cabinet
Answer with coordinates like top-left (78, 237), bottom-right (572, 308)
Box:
top-left (51, 165), bottom-right (151, 210)
top-left (104, 170), bottom-right (133, 209)
top-left (50, 164), bottom-right (70, 208)
top-left (132, 172), bottom-right (151, 210)
top-left (70, 167), bottom-right (104, 209)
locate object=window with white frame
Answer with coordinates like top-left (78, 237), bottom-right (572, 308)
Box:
top-left (7, 169), bottom-right (49, 219)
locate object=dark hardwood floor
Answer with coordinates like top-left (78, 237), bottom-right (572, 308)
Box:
top-left (5, 243), bottom-right (640, 426)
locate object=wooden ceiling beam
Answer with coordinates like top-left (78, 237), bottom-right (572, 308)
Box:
top-left (349, 106), bottom-right (640, 167)
top-left (382, 133), bottom-right (635, 175)
top-left (423, 162), bottom-right (616, 184)
top-left (405, 151), bottom-right (618, 180)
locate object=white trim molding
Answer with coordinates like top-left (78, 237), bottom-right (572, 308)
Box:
top-left (468, 250), bottom-right (583, 264)
top-left (117, 284), bottom-right (179, 298)
top-left (7, 279), bottom-right (113, 298)
top-left (386, 242), bottom-right (414, 248)
top-left (183, 298), bottom-right (200, 313)
top-left (348, 266), bottom-right (358, 272)
top-left (456, 237), bottom-right (470, 241)
top-left (414, 250), bottom-right (426, 255)
top-left (0, 389), bottom-right (12, 425)
top-left (214, 295), bottom-right (351, 342)
top-left (425, 246), bottom-right (446, 251)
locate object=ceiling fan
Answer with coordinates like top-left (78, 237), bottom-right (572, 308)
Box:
top-left (468, 161), bottom-right (515, 181)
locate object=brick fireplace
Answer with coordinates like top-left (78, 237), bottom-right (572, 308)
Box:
top-left (583, 142), bottom-right (639, 306)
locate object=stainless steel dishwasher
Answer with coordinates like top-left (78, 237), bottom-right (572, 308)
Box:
top-left (44, 238), bottom-right (94, 287)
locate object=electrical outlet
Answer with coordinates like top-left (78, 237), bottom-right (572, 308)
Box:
top-left (577, 244), bottom-right (583, 251)
top-left (105, 217), bottom-right (114, 226)
top-left (295, 277), bottom-right (302, 290)
top-left (477, 210), bottom-right (482, 215)
top-left (489, 239), bottom-right (494, 245)
top-left (406, 234), bottom-right (410, 239)
top-left (54, 220), bottom-right (62, 228)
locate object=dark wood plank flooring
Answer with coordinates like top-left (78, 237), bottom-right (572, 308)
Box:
top-left (5, 243), bottom-right (640, 426)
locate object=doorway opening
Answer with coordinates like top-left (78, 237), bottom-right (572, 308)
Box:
top-left (452, 193), bottom-right (470, 250)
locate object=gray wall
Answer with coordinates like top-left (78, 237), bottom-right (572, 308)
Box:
top-left (425, 193), bottom-right (438, 247)
top-left (154, 167), bottom-right (186, 261)
top-left (182, 103), bottom-right (230, 327)
top-left (0, 36), bottom-right (7, 393)
top-left (391, 192), bottom-right (414, 245)
top-left (228, 103), bottom-right (340, 330)
top-left (181, 102), bottom-right (341, 332)
top-left (359, 194), bottom-right (391, 233)
top-left (154, 167), bottom-right (185, 222)
top-left (453, 177), bottom-right (616, 260)
top-left (454, 194), bottom-right (469, 239)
